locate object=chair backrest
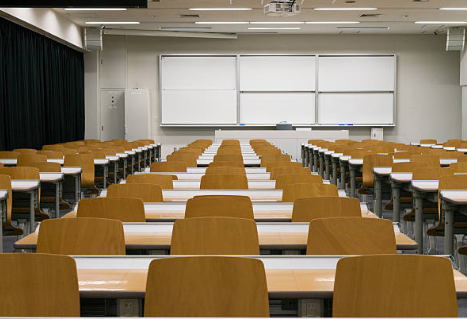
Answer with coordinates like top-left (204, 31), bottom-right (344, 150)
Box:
top-left (0, 253), bottom-right (80, 317)
top-left (167, 152), bottom-right (198, 167)
top-left (0, 166), bottom-right (40, 180)
top-left (275, 174), bottom-right (323, 189)
top-left (410, 154), bottom-right (440, 166)
top-left (450, 162), bottom-right (467, 173)
top-left (42, 144), bottom-right (65, 151)
top-left (29, 162), bottom-right (62, 172)
top-left (144, 256), bottom-right (269, 317)
top-left (260, 154), bottom-right (290, 167)
top-left (292, 197), bottom-right (361, 222)
top-left (205, 166), bottom-right (246, 175)
top-left (171, 217), bottom-right (260, 255)
top-left (391, 162), bottom-right (426, 173)
top-left (333, 255), bottom-right (458, 317)
top-left (362, 154), bottom-right (393, 187)
top-left (393, 150), bottom-right (422, 159)
top-left (77, 197), bottom-right (145, 222)
top-left (64, 154), bottom-right (95, 187)
top-left (213, 154), bottom-right (244, 164)
top-left (107, 183), bottom-right (163, 202)
top-left (16, 154), bottom-right (47, 166)
top-left (0, 174), bottom-right (12, 228)
top-left (420, 139), bottom-right (438, 144)
top-left (282, 183), bottom-right (338, 202)
top-left (208, 161), bottom-right (244, 168)
top-left (200, 174), bottom-right (248, 189)
top-left (37, 218), bottom-right (125, 255)
top-left (216, 147), bottom-right (242, 155)
top-left (441, 151), bottom-right (462, 159)
top-left (221, 139), bottom-right (241, 146)
top-left (266, 161), bottom-right (302, 172)
top-left (306, 217), bottom-right (397, 255)
top-left (126, 174), bottom-right (174, 189)
top-left (37, 150), bottom-right (63, 159)
top-left (150, 161), bottom-right (187, 172)
top-left (412, 166), bottom-right (444, 180)
top-left (185, 195), bottom-right (254, 219)
top-left (13, 148), bottom-right (37, 156)
top-left (270, 167), bottom-right (311, 180)
top-left (0, 151), bottom-right (20, 159)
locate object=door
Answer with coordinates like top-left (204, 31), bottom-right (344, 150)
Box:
top-left (100, 90), bottom-right (125, 141)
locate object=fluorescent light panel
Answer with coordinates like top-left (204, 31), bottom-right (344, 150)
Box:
top-left (306, 21), bottom-right (360, 24)
top-left (195, 22), bottom-right (249, 24)
top-left (85, 21), bottom-right (140, 24)
top-left (159, 27), bottom-right (212, 30)
top-left (338, 26), bottom-right (389, 29)
top-left (250, 21), bottom-right (304, 24)
top-left (248, 27), bottom-right (301, 30)
top-left (439, 8), bottom-right (467, 11)
top-left (314, 7), bottom-right (377, 11)
top-left (415, 21), bottom-right (467, 24)
top-left (65, 8), bottom-right (127, 11)
top-left (189, 8), bottom-right (252, 11)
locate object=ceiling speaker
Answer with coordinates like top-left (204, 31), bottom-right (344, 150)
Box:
top-left (85, 28), bottom-right (103, 51)
top-left (446, 27), bottom-right (465, 51)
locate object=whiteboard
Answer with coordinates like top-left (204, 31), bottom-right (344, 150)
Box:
top-left (162, 90), bottom-right (237, 124)
top-left (318, 56), bottom-right (395, 92)
top-left (240, 93), bottom-right (315, 125)
top-left (239, 56), bottom-right (316, 91)
top-left (162, 56), bottom-right (236, 90)
top-left (318, 93), bottom-right (394, 125)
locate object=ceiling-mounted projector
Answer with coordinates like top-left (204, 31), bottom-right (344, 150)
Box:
top-left (264, 0), bottom-right (301, 16)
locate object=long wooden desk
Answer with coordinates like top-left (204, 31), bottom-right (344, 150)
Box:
top-left (99, 189), bottom-right (347, 201)
top-left (15, 222), bottom-right (417, 252)
top-left (64, 202), bottom-right (375, 222)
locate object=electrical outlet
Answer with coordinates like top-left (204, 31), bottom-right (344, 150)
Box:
top-left (117, 299), bottom-right (142, 317)
top-left (299, 299), bottom-right (323, 317)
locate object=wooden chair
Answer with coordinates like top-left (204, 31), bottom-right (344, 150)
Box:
top-left (150, 161), bottom-right (187, 172)
top-left (213, 154), bottom-right (244, 164)
top-left (0, 151), bottom-right (20, 159)
top-left (205, 166), bottom-right (246, 175)
top-left (185, 195), bottom-right (254, 219)
top-left (77, 197), bottom-right (145, 222)
top-left (209, 161), bottom-right (244, 168)
top-left (16, 154), bottom-right (47, 166)
top-left (200, 174), bottom-right (248, 189)
top-left (37, 150), bottom-right (63, 159)
top-left (13, 148), bottom-right (37, 156)
top-left (450, 162), bottom-right (467, 172)
top-left (260, 154), bottom-right (290, 167)
top-left (270, 166), bottom-right (311, 180)
top-left (107, 183), bottom-right (163, 202)
top-left (29, 162), bottom-right (62, 172)
top-left (333, 255), bottom-right (457, 317)
top-left (361, 154), bottom-right (393, 189)
top-left (0, 175), bottom-right (22, 236)
top-left (282, 183), bottom-right (338, 202)
top-left (307, 217), bottom-right (396, 255)
top-left (292, 197), bottom-right (361, 222)
top-left (216, 147), bottom-right (242, 155)
top-left (410, 154), bottom-right (440, 166)
top-left (42, 144), bottom-right (65, 151)
top-left (167, 152), bottom-right (197, 167)
top-left (0, 253), bottom-right (80, 316)
top-left (126, 174), bottom-right (174, 189)
top-left (171, 217), bottom-right (260, 255)
top-left (266, 161), bottom-right (302, 172)
top-left (420, 139), bottom-right (438, 145)
top-left (37, 217), bottom-right (125, 255)
top-left (144, 256), bottom-right (269, 317)
top-left (221, 139), bottom-right (241, 146)
top-left (275, 174), bottom-right (323, 189)
top-left (391, 162), bottom-right (426, 172)
top-left (64, 154), bottom-right (96, 191)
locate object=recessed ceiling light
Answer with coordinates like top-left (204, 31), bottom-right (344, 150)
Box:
top-left (65, 8), bottom-right (127, 11)
top-left (439, 8), bottom-right (467, 11)
top-left (338, 26), bottom-right (389, 30)
top-left (195, 22), bottom-right (249, 24)
top-left (85, 21), bottom-right (140, 25)
top-left (250, 21), bottom-right (304, 24)
top-left (189, 8), bottom-right (252, 11)
top-left (415, 21), bottom-right (467, 24)
top-left (248, 27), bottom-right (301, 30)
top-left (314, 8), bottom-right (377, 11)
top-left (159, 27), bottom-right (212, 31)
top-left (305, 21), bottom-right (360, 24)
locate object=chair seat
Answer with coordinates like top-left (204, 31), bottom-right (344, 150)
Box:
top-left (427, 222), bottom-right (467, 237)
top-left (385, 197), bottom-right (412, 210)
top-left (12, 207), bottom-right (50, 221)
top-left (403, 208), bottom-right (438, 222)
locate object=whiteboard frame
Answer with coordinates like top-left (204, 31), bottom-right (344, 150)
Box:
top-left (159, 53), bottom-right (397, 127)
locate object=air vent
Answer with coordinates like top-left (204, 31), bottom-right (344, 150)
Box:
top-left (180, 14), bottom-right (200, 18)
top-left (360, 14), bottom-right (382, 18)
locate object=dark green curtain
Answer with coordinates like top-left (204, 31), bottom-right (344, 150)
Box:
top-left (0, 17), bottom-right (85, 151)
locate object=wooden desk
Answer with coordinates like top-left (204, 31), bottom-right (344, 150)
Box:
top-left (65, 202), bottom-right (376, 222)
top-left (11, 180), bottom-right (40, 235)
top-left (100, 189), bottom-right (347, 201)
top-left (15, 222), bottom-right (417, 252)
top-left (440, 190), bottom-right (467, 257)
top-left (0, 189), bottom-right (8, 252)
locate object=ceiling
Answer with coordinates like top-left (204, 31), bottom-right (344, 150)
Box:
top-left (56, 0), bottom-right (467, 34)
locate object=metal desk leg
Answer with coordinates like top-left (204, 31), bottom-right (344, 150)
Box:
top-left (103, 165), bottom-right (108, 189)
top-left (392, 183), bottom-right (401, 223)
top-left (131, 156), bottom-right (135, 175)
top-left (324, 156), bottom-right (330, 181)
top-left (313, 152), bottom-right (318, 173)
top-left (331, 160), bottom-right (338, 186)
top-left (340, 163), bottom-right (346, 190)
top-left (414, 190), bottom-right (424, 254)
top-left (123, 159), bottom-right (128, 179)
top-left (319, 155), bottom-right (324, 178)
top-left (137, 154), bottom-right (141, 172)
top-left (444, 202), bottom-right (455, 257)
top-left (374, 175), bottom-right (383, 218)
top-left (349, 166), bottom-right (357, 198)
top-left (75, 175), bottom-right (81, 202)
top-left (29, 190), bottom-right (35, 234)
top-left (0, 201), bottom-right (5, 253)
top-left (114, 162), bottom-right (118, 184)
top-left (55, 182), bottom-right (60, 219)
top-left (301, 146), bottom-right (306, 167)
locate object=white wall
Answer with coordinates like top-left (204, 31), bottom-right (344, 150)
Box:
top-left (86, 34), bottom-right (461, 157)
top-left (84, 51), bottom-right (100, 139)
top-left (0, 8), bottom-right (83, 50)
